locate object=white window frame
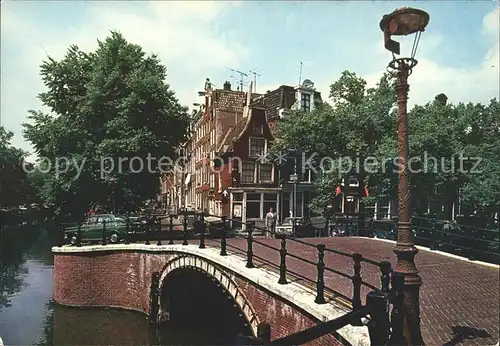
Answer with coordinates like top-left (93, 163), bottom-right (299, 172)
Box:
top-left (241, 162), bottom-right (256, 184)
top-left (248, 137), bottom-right (267, 158)
top-left (259, 163), bottom-right (274, 183)
top-left (301, 93), bottom-right (311, 112)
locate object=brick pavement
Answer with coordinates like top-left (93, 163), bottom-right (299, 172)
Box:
top-left (204, 237), bottom-right (499, 346)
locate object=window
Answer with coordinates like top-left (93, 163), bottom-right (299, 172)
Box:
top-left (247, 193), bottom-right (261, 201)
top-left (249, 138), bottom-right (266, 158)
top-left (246, 201), bottom-right (261, 219)
top-left (301, 93), bottom-right (311, 112)
top-left (253, 124), bottom-right (264, 135)
top-left (348, 176), bottom-right (359, 187)
top-left (259, 164), bottom-right (273, 182)
top-left (301, 169), bottom-right (312, 183)
top-left (241, 163), bottom-right (256, 183)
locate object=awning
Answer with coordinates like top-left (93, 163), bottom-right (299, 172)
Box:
top-left (184, 173), bottom-right (191, 185)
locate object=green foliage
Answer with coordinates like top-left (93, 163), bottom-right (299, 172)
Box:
top-left (272, 71), bottom-right (397, 214)
top-left (273, 70), bottom-right (499, 217)
top-left (23, 32), bottom-right (190, 217)
top-left (0, 127), bottom-right (38, 208)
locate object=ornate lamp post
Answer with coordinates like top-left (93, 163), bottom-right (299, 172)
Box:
top-left (379, 7), bottom-right (429, 345)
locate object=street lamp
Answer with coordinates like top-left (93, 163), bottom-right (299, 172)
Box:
top-left (380, 7), bottom-right (429, 346)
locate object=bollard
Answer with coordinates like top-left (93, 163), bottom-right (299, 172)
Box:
top-left (388, 272), bottom-right (405, 345)
top-left (156, 217), bottom-right (162, 246)
top-left (182, 214), bottom-right (189, 246)
top-left (101, 220), bottom-right (107, 245)
top-left (246, 221), bottom-right (255, 268)
top-left (76, 224), bottom-right (82, 247)
top-left (124, 218), bottom-right (130, 245)
top-left (379, 261), bottom-right (392, 293)
top-left (366, 290), bottom-right (390, 346)
top-left (199, 214), bottom-right (206, 249)
top-left (278, 235), bottom-right (287, 284)
top-left (314, 244), bottom-right (326, 304)
top-left (220, 216), bottom-right (227, 256)
top-left (169, 216), bottom-right (174, 245)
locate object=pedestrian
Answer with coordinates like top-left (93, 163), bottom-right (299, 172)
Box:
top-left (265, 207), bottom-right (277, 239)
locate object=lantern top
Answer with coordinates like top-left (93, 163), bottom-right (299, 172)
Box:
top-left (379, 7), bottom-right (430, 36)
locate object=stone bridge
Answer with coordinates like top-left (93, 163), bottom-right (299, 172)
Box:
top-left (52, 243), bottom-right (366, 346)
top-left (52, 233), bottom-right (499, 345)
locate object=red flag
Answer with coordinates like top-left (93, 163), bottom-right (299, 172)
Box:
top-left (364, 186), bottom-right (369, 197)
top-left (335, 185), bottom-right (342, 196)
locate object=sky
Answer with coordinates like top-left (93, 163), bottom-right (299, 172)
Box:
top-left (1, 1), bottom-right (499, 159)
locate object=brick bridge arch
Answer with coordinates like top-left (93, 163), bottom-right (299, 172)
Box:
top-left (52, 244), bottom-right (369, 345)
top-left (157, 254), bottom-right (260, 335)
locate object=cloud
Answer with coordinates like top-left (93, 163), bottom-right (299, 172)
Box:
top-left (0, 1), bottom-right (246, 154)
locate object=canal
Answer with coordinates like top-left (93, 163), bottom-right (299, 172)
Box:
top-left (0, 225), bottom-right (251, 345)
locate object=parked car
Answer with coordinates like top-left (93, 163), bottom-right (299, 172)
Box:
top-left (64, 214), bottom-right (148, 245)
top-left (275, 217), bottom-right (317, 238)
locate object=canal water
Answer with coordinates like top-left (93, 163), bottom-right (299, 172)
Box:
top-left (0, 225), bottom-right (249, 345)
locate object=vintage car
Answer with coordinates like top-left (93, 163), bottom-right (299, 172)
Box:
top-left (275, 217), bottom-right (317, 238)
top-left (64, 214), bottom-right (148, 245)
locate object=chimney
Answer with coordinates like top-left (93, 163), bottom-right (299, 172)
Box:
top-left (223, 81), bottom-right (231, 90)
top-left (435, 93), bottom-right (448, 105)
top-left (243, 81), bottom-right (253, 118)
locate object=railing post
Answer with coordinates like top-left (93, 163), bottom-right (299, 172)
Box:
top-left (351, 252), bottom-right (362, 326)
top-left (379, 260), bottom-right (392, 293)
top-left (156, 217), bottom-right (162, 246)
top-left (278, 235), bottom-right (288, 284)
top-left (429, 217), bottom-right (438, 250)
top-left (145, 217), bottom-right (151, 245)
top-left (246, 221), bottom-right (255, 268)
top-left (168, 215), bottom-right (174, 245)
top-left (149, 271), bottom-right (160, 325)
top-left (199, 213), bottom-right (206, 249)
top-left (182, 213), bottom-right (189, 246)
top-left (367, 290), bottom-right (390, 346)
top-left (352, 253), bottom-right (362, 309)
top-left (314, 244), bottom-right (326, 304)
top-left (76, 224), bottom-right (82, 247)
top-left (220, 216), bottom-right (228, 256)
top-left (388, 272), bottom-right (405, 345)
top-left (101, 220), bottom-right (107, 246)
top-left (124, 218), bottom-right (130, 245)
top-left (257, 323), bottom-right (271, 344)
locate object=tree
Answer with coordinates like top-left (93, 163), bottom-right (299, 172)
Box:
top-left (272, 71), bottom-right (397, 214)
top-left (0, 126), bottom-right (33, 208)
top-left (23, 32), bottom-right (190, 218)
top-left (273, 69), bottom-right (499, 219)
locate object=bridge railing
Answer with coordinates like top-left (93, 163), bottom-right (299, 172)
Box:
top-left (58, 212), bottom-right (407, 345)
top-left (325, 211), bottom-right (499, 264)
top-left (202, 214), bottom-right (392, 312)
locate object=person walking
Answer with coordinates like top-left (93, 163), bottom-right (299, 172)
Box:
top-left (265, 207), bottom-right (277, 238)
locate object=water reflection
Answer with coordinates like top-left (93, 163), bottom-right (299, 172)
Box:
top-left (1, 224), bottom-right (250, 345)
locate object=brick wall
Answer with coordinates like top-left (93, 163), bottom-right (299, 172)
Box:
top-left (53, 252), bottom-right (170, 313)
top-left (235, 277), bottom-right (342, 346)
top-left (54, 252), bottom-right (342, 346)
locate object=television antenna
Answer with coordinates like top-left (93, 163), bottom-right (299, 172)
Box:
top-left (225, 67), bottom-right (248, 91)
top-left (298, 61), bottom-right (304, 85)
top-left (249, 69), bottom-right (262, 92)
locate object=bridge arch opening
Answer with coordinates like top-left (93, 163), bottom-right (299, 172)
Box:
top-left (158, 266), bottom-right (254, 344)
